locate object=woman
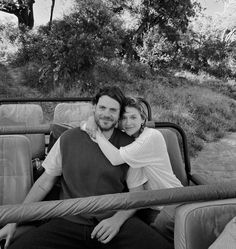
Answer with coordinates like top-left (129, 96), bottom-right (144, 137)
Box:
top-left (83, 96), bottom-right (182, 243)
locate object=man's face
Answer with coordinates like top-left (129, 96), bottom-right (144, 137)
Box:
top-left (94, 95), bottom-right (120, 132)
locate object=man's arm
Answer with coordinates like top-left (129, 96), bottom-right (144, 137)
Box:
top-left (91, 184), bottom-right (144, 244)
top-left (0, 172), bottom-right (58, 248)
top-left (23, 171), bottom-right (59, 203)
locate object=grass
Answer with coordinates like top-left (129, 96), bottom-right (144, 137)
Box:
top-left (0, 63), bottom-right (40, 98)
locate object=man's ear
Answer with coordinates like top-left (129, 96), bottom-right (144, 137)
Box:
top-left (92, 104), bottom-right (96, 113)
top-left (118, 120), bottom-right (122, 130)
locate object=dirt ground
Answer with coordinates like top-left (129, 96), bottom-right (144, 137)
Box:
top-left (191, 132), bottom-right (236, 182)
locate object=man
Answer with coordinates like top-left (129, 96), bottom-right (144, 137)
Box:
top-left (0, 86), bottom-right (171, 249)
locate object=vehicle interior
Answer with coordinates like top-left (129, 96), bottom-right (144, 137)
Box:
top-left (0, 97), bottom-right (236, 249)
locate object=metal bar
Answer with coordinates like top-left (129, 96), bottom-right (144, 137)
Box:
top-left (1, 181), bottom-right (236, 225)
top-left (0, 124), bottom-right (51, 135)
top-left (0, 97), bottom-right (93, 103)
top-left (0, 97), bottom-right (153, 120)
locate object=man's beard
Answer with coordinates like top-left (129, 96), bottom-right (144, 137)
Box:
top-left (94, 115), bottom-right (118, 131)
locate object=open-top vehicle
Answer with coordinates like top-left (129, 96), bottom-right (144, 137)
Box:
top-left (0, 97), bottom-right (236, 249)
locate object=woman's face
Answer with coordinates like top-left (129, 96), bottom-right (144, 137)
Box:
top-left (121, 106), bottom-right (144, 136)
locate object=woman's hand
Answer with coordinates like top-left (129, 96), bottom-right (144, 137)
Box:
top-left (80, 116), bottom-right (97, 140)
top-left (85, 116), bottom-right (97, 139)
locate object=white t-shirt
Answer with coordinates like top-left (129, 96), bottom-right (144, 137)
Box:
top-left (120, 127), bottom-right (183, 191)
top-left (42, 137), bottom-right (147, 189)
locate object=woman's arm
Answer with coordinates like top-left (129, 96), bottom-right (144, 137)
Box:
top-left (96, 129), bottom-right (150, 167)
top-left (96, 132), bottom-right (125, 165)
top-left (80, 116), bottom-right (127, 165)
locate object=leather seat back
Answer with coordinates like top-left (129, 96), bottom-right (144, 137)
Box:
top-left (174, 198), bottom-right (236, 249)
top-left (159, 129), bottom-right (188, 186)
top-left (53, 102), bottom-right (93, 126)
top-left (0, 104), bottom-right (45, 159)
top-left (0, 135), bottom-right (33, 205)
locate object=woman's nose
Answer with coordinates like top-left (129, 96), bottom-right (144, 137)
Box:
top-left (126, 118), bottom-right (131, 125)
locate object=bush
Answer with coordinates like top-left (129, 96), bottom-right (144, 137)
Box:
top-left (0, 22), bottom-right (19, 61)
top-left (12, 0), bottom-right (126, 93)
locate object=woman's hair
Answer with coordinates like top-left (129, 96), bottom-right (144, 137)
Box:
top-left (124, 96), bottom-right (148, 123)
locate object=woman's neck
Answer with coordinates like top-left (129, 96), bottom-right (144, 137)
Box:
top-left (131, 127), bottom-right (144, 139)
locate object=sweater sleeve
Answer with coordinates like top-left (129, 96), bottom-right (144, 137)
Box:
top-left (126, 167), bottom-right (148, 189)
top-left (42, 138), bottom-right (62, 176)
top-left (120, 128), bottom-right (163, 168)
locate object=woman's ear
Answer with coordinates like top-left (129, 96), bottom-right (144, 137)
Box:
top-left (142, 117), bottom-right (147, 127)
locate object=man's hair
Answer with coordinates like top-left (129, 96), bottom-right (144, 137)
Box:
top-left (92, 86), bottom-right (126, 117)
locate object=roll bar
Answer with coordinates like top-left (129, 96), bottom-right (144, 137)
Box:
top-left (0, 97), bottom-right (153, 121)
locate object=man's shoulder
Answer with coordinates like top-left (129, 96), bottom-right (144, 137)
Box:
top-left (61, 126), bottom-right (84, 140)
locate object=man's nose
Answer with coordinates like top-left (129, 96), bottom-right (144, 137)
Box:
top-left (103, 109), bottom-right (112, 117)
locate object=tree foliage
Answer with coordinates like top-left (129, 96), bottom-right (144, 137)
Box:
top-left (10, 0), bottom-right (236, 92)
top-left (104, 0), bottom-right (200, 59)
top-left (15, 0), bottom-right (126, 92)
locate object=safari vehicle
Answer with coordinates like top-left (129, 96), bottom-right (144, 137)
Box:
top-left (0, 97), bottom-right (236, 249)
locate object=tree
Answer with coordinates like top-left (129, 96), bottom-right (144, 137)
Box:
top-left (102, 0), bottom-right (201, 60)
top-left (0, 0), bottom-right (35, 30)
top-left (22, 0), bottom-right (126, 91)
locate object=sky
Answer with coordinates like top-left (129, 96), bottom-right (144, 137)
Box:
top-left (0, 0), bottom-right (227, 27)
top-left (0, 0), bottom-right (75, 26)
top-left (198, 0), bottom-right (225, 15)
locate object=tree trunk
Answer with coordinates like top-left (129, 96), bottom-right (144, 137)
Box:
top-left (17, 0), bottom-right (35, 31)
top-left (49, 0), bottom-right (55, 30)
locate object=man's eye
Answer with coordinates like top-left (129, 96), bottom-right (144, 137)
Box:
top-left (110, 109), bottom-right (117, 113)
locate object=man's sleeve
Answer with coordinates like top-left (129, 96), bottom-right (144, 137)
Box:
top-left (42, 138), bottom-right (62, 176)
top-left (126, 167), bottom-right (148, 189)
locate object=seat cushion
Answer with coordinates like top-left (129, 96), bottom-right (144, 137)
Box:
top-left (209, 216), bottom-right (236, 249)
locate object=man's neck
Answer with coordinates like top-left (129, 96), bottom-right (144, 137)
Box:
top-left (102, 129), bottom-right (114, 140)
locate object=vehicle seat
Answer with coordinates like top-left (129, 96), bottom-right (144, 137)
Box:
top-left (0, 104), bottom-right (45, 160)
top-left (159, 129), bottom-right (188, 186)
top-left (0, 135), bottom-right (33, 205)
top-left (174, 198), bottom-right (236, 249)
top-left (53, 102), bottom-right (93, 126)
top-left (146, 121), bottom-right (189, 186)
